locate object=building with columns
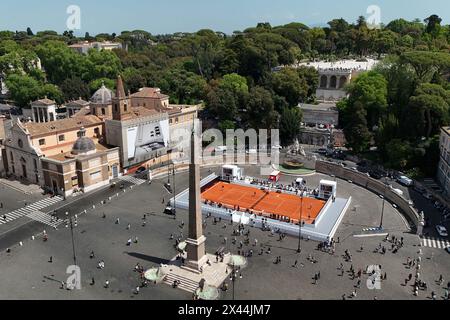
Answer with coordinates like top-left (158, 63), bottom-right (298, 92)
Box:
top-left (297, 59), bottom-right (378, 102)
top-left (31, 98), bottom-right (57, 123)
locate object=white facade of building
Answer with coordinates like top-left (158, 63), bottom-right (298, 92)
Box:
top-left (437, 127), bottom-right (450, 197)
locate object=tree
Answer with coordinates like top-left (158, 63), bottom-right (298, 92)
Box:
top-left (26, 27), bottom-right (34, 36)
top-left (279, 107), bottom-right (302, 145)
top-left (424, 14), bottom-right (442, 35)
top-left (341, 100), bottom-right (372, 153)
top-left (401, 51), bottom-right (450, 82)
top-left (408, 83), bottom-right (450, 138)
top-left (297, 66), bottom-right (319, 102)
top-left (346, 71), bottom-right (388, 129)
top-left (60, 77), bottom-right (91, 101)
top-left (271, 68), bottom-right (308, 106)
top-left (245, 86), bottom-right (278, 130)
top-left (5, 74), bottom-right (42, 108)
top-left (36, 40), bottom-right (87, 84)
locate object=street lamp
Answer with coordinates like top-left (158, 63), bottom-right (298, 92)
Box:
top-left (297, 190), bottom-right (304, 253)
top-left (379, 177), bottom-right (388, 230)
top-left (172, 162), bottom-right (177, 218)
top-left (229, 263), bottom-right (242, 301)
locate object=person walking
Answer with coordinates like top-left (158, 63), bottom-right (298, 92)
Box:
top-left (104, 280), bottom-right (110, 288)
top-left (49, 256), bottom-right (53, 263)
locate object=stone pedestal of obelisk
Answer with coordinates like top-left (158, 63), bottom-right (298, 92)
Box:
top-left (184, 128), bottom-right (208, 273)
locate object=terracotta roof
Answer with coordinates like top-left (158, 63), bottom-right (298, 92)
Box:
top-left (131, 87), bottom-right (169, 100)
top-left (24, 115), bottom-right (102, 136)
top-left (32, 98), bottom-right (55, 106)
top-left (66, 99), bottom-right (90, 107)
top-left (129, 106), bottom-right (160, 119)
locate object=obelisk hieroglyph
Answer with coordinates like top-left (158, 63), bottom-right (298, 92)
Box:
top-left (184, 126), bottom-right (208, 272)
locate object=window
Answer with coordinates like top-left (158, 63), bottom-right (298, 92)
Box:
top-left (94, 128), bottom-right (100, 136)
top-left (71, 176), bottom-right (78, 186)
top-left (124, 103), bottom-right (128, 112)
top-left (175, 118), bottom-right (179, 123)
top-left (39, 139), bottom-right (46, 146)
top-left (90, 171), bottom-right (102, 180)
top-left (101, 108), bottom-right (106, 115)
top-left (18, 139), bottom-right (23, 148)
top-left (155, 126), bottom-right (161, 136)
top-left (115, 104), bottom-right (118, 112)
top-left (9, 151), bottom-right (13, 161)
top-left (58, 135), bottom-right (65, 142)
top-left (169, 119), bottom-right (173, 124)
top-left (33, 159), bottom-right (37, 170)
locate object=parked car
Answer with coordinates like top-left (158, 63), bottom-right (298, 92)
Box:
top-left (369, 170), bottom-right (385, 180)
top-left (397, 176), bottom-right (413, 187)
top-left (436, 225), bottom-right (448, 237)
top-left (135, 167), bottom-right (147, 174)
top-left (317, 148), bottom-right (327, 155)
top-left (413, 185), bottom-right (426, 193)
top-left (445, 246), bottom-right (450, 254)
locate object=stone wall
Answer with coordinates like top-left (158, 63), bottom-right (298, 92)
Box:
top-left (315, 160), bottom-right (420, 232)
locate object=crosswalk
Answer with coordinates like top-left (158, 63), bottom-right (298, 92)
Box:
top-left (26, 211), bottom-right (64, 228)
top-left (118, 175), bottom-right (146, 186)
top-left (421, 236), bottom-right (450, 249)
top-left (0, 196), bottom-right (64, 225)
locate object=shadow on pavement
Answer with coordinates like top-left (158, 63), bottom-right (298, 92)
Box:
top-left (125, 252), bottom-right (170, 265)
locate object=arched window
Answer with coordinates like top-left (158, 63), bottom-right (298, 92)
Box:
top-left (320, 75), bottom-right (328, 88)
top-left (330, 76), bottom-right (337, 89)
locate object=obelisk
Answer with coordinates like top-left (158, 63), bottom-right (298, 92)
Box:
top-left (184, 125), bottom-right (208, 272)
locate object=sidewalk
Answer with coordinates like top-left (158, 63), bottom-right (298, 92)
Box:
top-left (0, 178), bottom-right (43, 195)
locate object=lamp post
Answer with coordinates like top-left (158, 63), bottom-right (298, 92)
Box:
top-left (297, 191), bottom-right (304, 253)
top-left (229, 262), bottom-right (242, 301)
top-left (172, 162), bottom-right (177, 218)
top-left (379, 177), bottom-right (388, 230)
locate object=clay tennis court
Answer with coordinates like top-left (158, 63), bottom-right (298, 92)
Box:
top-left (201, 181), bottom-right (325, 224)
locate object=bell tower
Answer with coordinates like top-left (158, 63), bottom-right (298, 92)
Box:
top-left (112, 75), bottom-right (132, 121)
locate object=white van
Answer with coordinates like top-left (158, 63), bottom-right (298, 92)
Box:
top-left (397, 176), bottom-right (413, 187)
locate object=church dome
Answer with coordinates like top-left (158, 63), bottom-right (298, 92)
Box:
top-left (72, 127), bottom-right (96, 155)
top-left (90, 83), bottom-right (113, 104)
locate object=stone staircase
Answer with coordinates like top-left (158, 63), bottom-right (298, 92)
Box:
top-left (163, 273), bottom-right (200, 293)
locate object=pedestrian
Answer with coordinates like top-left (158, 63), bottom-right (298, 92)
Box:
top-left (91, 277), bottom-right (95, 285)
top-left (90, 250), bottom-right (95, 259)
top-left (127, 223), bottom-right (131, 230)
top-left (342, 294), bottom-right (346, 300)
top-left (116, 218), bottom-right (120, 224)
top-left (127, 238), bottom-right (132, 246)
top-left (438, 274), bottom-right (443, 285)
top-left (60, 281), bottom-right (65, 289)
top-left (135, 286), bottom-right (140, 294)
top-left (49, 256), bottom-right (53, 263)
top-left (104, 280), bottom-right (110, 288)
top-left (293, 260), bottom-right (298, 268)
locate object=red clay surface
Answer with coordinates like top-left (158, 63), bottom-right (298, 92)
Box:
top-left (201, 181), bottom-right (325, 224)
